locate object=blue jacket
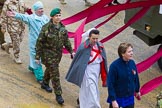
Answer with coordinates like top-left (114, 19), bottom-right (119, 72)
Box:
top-left (14, 13), bottom-right (49, 54)
top-left (107, 57), bottom-right (140, 101)
top-left (66, 39), bottom-right (108, 87)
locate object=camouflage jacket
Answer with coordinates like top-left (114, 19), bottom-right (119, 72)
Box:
top-left (0, 0), bottom-right (6, 28)
top-left (0, 0), bottom-right (6, 13)
top-left (0, 0), bottom-right (26, 34)
top-left (156, 91), bottom-right (162, 108)
top-left (35, 19), bottom-right (73, 65)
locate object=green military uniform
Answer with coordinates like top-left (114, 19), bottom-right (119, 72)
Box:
top-left (35, 19), bottom-right (73, 95)
top-left (0, 0), bottom-right (6, 49)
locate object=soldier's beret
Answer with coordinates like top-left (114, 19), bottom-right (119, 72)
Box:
top-left (50, 8), bottom-right (61, 17)
top-left (32, 1), bottom-right (43, 11)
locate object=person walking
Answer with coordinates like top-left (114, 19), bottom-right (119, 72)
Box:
top-left (0, 0), bottom-right (28, 64)
top-left (6, 1), bottom-right (49, 83)
top-left (0, 0), bottom-right (6, 50)
top-left (35, 8), bottom-right (73, 105)
top-left (107, 42), bottom-right (141, 108)
top-left (66, 28), bottom-right (108, 108)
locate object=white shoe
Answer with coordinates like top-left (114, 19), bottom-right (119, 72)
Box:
top-left (2, 43), bottom-right (10, 54)
top-left (14, 57), bottom-right (22, 64)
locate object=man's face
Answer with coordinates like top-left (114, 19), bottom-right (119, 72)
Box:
top-left (35, 8), bottom-right (44, 16)
top-left (52, 14), bottom-right (61, 24)
top-left (89, 33), bottom-right (99, 46)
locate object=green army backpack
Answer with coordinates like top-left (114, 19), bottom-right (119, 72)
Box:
top-left (156, 91), bottom-right (162, 108)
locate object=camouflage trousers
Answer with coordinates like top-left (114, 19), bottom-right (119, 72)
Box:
top-left (43, 63), bottom-right (62, 95)
top-left (10, 32), bottom-right (24, 58)
top-left (0, 30), bottom-right (5, 45)
top-left (156, 91), bottom-right (162, 108)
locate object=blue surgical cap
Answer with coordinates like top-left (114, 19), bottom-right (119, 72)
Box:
top-left (32, 1), bottom-right (43, 11)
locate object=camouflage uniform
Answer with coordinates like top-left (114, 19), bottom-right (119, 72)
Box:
top-left (0, 0), bottom-right (26, 62)
top-left (0, 0), bottom-right (6, 49)
top-left (156, 91), bottom-right (162, 108)
top-left (35, 19), bottom-right (73, 95)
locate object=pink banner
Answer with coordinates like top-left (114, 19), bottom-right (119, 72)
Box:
top-left (137, 48), bottom-right (162, 73)
top-left (63, 0), bottom-right (162, 51)
top-left (140, 76), bottom-right (162, 96)
top-left (61, 0), bottom-right (162, 96)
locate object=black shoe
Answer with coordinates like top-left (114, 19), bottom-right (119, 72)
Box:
top-left (77, 98), bottom-right (79, 105)
top-left (56, 95), bottom-right (64, 105)
top-left (41, 82), bottom-right (52, 93)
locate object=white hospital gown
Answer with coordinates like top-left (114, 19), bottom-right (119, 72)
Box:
top-left (79, 45), bottom-right (103, 108)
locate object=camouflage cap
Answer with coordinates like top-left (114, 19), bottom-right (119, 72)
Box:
top-left (50, 8), bottom-right (61, 17)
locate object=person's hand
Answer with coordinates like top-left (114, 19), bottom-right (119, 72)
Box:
top-left (26, 8), bottom-right (33, 15)
top-left (6, 11), bottom-right (16, 17)
top-left (102, 81), bottom-right (107, 87)
top-left (70, 52), bottom-right (75, 59)
top-left (35, 59), bottom-right (40, 64)
top-left (135, 92), bottom-right (141, 100)
top-left (112, 100), bottom-right (119, 108)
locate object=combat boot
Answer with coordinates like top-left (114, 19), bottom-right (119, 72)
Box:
top-left (41, 82), bottom-right (52, 93)
top-left (0, 45), bottom-right (5, 50)
top-left (2, 42), bottom-right (10, 54)
top-left (56, 95), bottom-right (64, 105)
top-left (59, 0), bottom-right (66, 4)
top-left (14, 57), bottom-right (22, 64)
top-left (77, 97), bottom-right (79, 105)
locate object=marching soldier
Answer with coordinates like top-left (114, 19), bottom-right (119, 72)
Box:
top-left (1, 0), bottom-right (27, 64)
top-left (35, 8), bottom-right (73, 105)
top-left (156, 91), bottom-right (162, 108)
top-left (6, 1), bottom-right (49, 83)
top-left (0, 0), bottom-right (6, 50)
